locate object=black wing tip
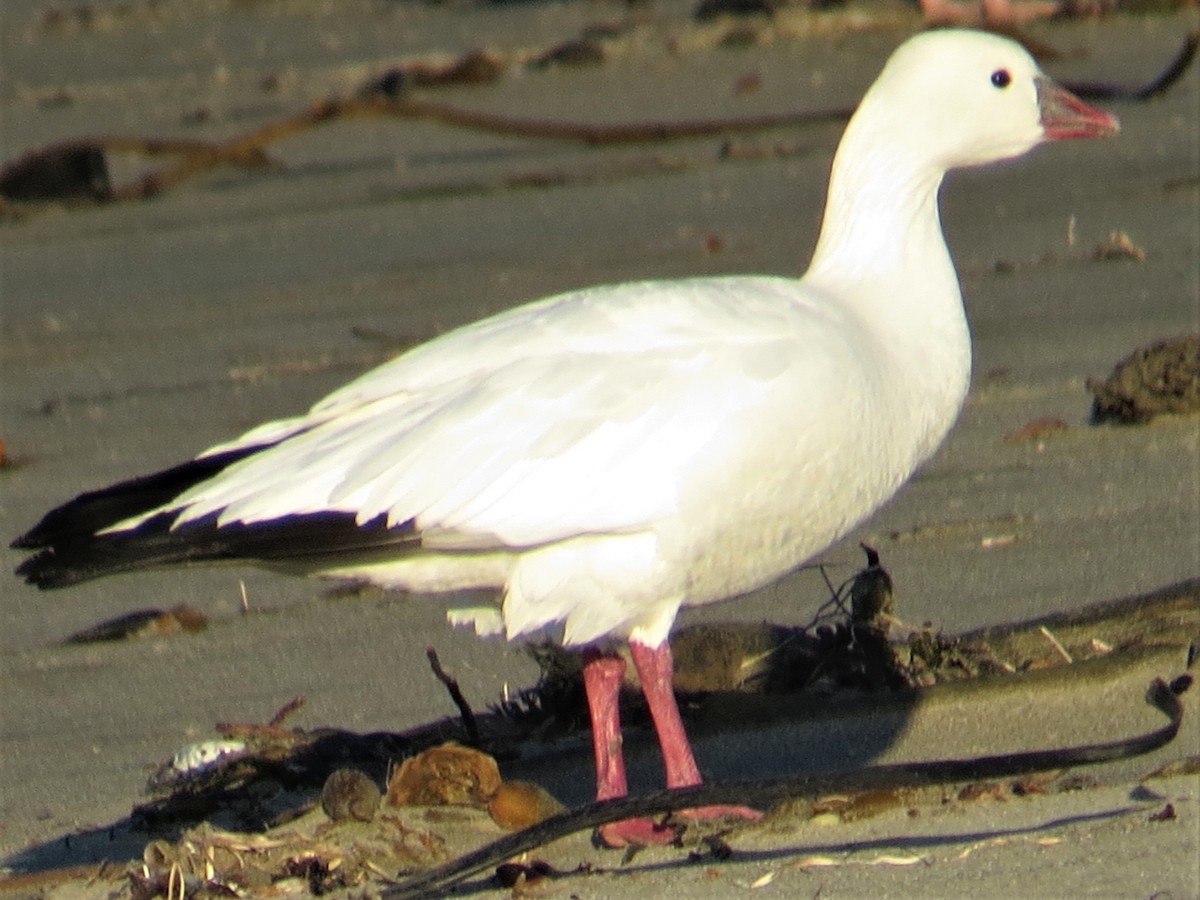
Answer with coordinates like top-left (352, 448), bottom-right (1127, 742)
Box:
top-left (12, 525), bottom-right (79, 589)
top-left (11, 439), bottom-right (423, 591)
top-left (11, 522), bottom-right (54, 551)
top-left (13, 550), bottom-right (81, 590)
top-left (10, 444), bottom-right (276, 553)
top-left (9, 444), bottom-right (280, 590)
top-left (11, 511), bottom-right (216, 590)
top-left (13, 510), bottom-right (423, 591)
top-left (10, 534), bottom-right (38, 551)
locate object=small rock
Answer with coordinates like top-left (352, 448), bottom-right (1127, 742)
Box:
top-left (0, 143), bottom-right (111, 202)
top-left (488, 780), bottom-right (566, 830)
top-left (386, 741), bottom-right (501, 808)
top-left (321, 769), bottom-right (381, 822)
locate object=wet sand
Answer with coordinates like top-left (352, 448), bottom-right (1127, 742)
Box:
top-left (1, 2), bottom-right (1197, 896)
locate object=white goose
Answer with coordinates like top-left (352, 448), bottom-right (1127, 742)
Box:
top-left (14, 30), bottom-right (1116, 846)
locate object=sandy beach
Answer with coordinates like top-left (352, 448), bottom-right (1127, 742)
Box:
top-left (1, 1), bottom-right (1197, 896)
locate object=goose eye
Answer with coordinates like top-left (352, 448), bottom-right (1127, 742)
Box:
top-left (990, 69), bottom-right (1012, 89)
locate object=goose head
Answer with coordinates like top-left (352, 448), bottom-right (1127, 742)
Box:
top-left (850, 29), bottom-right (1119, 172)
top-left (809, 30), bottom-right (1118, 285)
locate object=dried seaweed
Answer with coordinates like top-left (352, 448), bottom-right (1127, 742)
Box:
top-left (1087, 334), bottom-right (1200, 424)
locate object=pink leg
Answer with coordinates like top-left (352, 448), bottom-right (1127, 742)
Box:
top-left (582, 647), bottom-right (679, 846)
top-left (582, 642), bottom-right (762, 848)
top-left (627, 640), bottom-right (701, 788)
top-left (581, 647), bottom-right (629, 802)
top-left (628, 640), bottom-right (760, 827)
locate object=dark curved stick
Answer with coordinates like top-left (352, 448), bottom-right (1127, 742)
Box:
top-left (1063, 31), bottom-right (1199, 101)
top-left (387, 676), bottom-right (1189, 898)
top-left (102, 27), bottom-right (1200, 203)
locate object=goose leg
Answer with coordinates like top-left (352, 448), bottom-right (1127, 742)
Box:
top-left (628, 640), bottom-right (761, 825)
top-left (582, 647), bottom-right (679, 846)
top-left (583, 641), bottom-right (762, 847)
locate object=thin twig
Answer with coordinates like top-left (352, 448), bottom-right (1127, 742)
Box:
top-left (268, 696), bottom-right (306, 728)
top-left (426, 646), bottom-right (481, 745)
top-left (1039, 626), bottom-right (1074, 664)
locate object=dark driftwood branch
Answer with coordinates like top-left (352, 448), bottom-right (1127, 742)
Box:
top-left (387, 675), bottom-right (1190, 898)
top-left (3, 30), bottom-right (1195, 207)
top-left (120, 94), bottom-right (854, 201)
top-left (1063, 29), bottom-right (1198, 101)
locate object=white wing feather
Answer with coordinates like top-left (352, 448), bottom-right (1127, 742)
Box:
top-left (147, 277), bottom-right (823, 551)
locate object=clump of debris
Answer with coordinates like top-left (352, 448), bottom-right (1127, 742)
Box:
top-left (1087, 334), bottom-right (1200, 424)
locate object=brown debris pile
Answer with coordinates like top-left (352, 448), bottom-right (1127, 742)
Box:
top-left (125, 740), bottom-right (566, 898)
top-left (135, 698), bottom-right (410, 835)
top-left (131, 814), bottom-right (447, 898)
top-left (1087, 334), bottom-right (1200, 424)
